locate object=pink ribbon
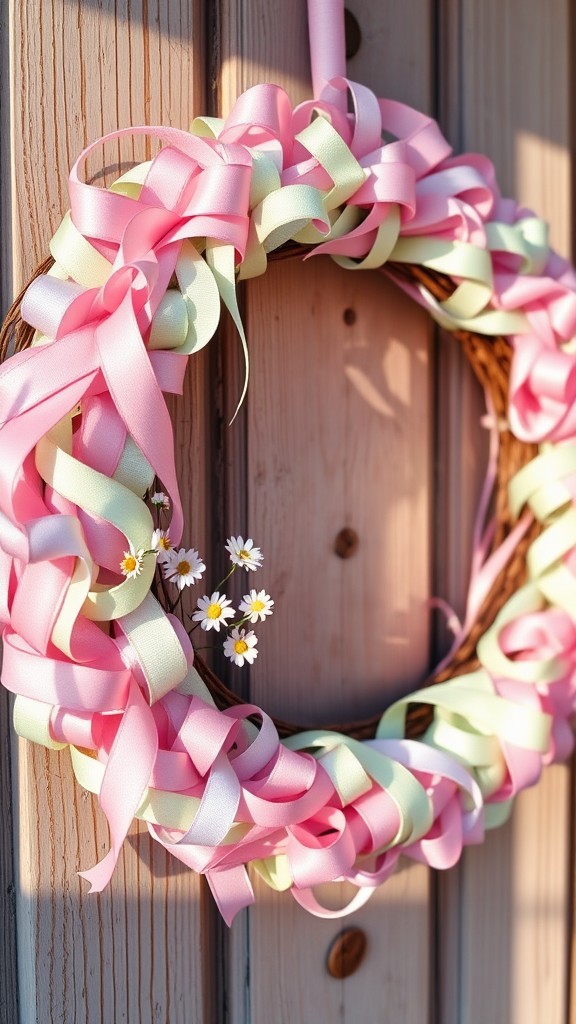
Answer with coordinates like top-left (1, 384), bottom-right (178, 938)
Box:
top-left (1, 0), bottom-right (576, 922)
top-left (306, 0), bottom-right (347, 110)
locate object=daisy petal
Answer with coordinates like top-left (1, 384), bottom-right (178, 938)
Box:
top-left (225, 535), bottom-right (264, 571)
top-left (163, 547), bottom-right (206, 588)
top-left (192, 591), bottom-right (236, 631)
top-left (223, 627), bottom-right (259, 667)
top-left (238, 588), bottom-right (274, 623)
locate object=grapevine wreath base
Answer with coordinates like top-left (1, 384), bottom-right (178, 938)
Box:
top-left (2, 10), bottom-right (576, 924)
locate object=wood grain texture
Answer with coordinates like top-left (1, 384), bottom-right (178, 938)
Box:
top-left (435, 2), bottom-right (572, 1022)
top-left (0, 3), bottom-right (19, 1021)
top-left (234, 865), bottom-right (430, 1024)
top-left (12, 0), bottom-right (203, 285)
top-left (0, 695), bottom-right (18, 1024)
top-left (16, 754), bottom-right (214, 1024)
top-left (218, 1), bottom-right (433, 1021)
top-left (246, 260), bottom-right (431, 723)
top-left (0, 0), bottom-right (11, 307)
top-left (345, 0), bottom-right (432, 113)
top-left (9, 3), bottom-right (213, 1022)
top-left (461, 0), bottom-right (571, 254)
top-left (5, 1), bottom-right (575, 1022)
top-left (214, 0), bottom-right (313, 116)
top-left (457, 771), bottom-right (570, 1024)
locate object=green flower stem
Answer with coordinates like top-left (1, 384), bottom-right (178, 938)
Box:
top-left (212, 564), bottom-right (238, 591)
top-left (228, 614), bottom-right (252, 630)
top-left (172, 587), bottom-right (184, 614)
top-left (156, 562), bottom-right (176, 614)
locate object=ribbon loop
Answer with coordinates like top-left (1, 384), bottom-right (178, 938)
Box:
top-left (3, 15), bottom-right (576, 925)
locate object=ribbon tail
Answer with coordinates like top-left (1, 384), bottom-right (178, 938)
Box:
top-left (78, 848), bottom-right (122, 894)
top-left (78, 676), bottom-right (158, 892)
top-left (206, 865), bottom-right (255, 926)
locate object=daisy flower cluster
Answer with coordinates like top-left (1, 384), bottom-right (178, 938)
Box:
top-left (120, 491), bottom-right (274, 667)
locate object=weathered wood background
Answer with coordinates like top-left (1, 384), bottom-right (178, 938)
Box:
top-left (0, 1), bottom-right (574, 1022)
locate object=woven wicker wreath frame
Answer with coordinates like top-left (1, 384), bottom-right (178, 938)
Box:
top-left (191, 257), bottom-right (541, 741)
top-left (0, 254), bottom-right (539, 745)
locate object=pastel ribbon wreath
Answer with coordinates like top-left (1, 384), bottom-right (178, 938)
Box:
top-left (2, 0), bottom-right (576, 924)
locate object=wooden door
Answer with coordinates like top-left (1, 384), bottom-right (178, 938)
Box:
top-left (0, 2), bottom-right (573, 1022)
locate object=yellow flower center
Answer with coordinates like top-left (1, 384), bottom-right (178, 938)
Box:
top-left (239, 549), bottom-right (251, 560)
top-left (251, 599), bottom-right (265, 612)
top-left (176, 560), bottom-right (191, 576)
top-left (234, 639), bottom-right (249, 655)
top-left (207, 602), bottom-right (222, 619)
top-left (122, 556), bottom-right (137, 573)
top-left (159, 536), bottom-right (172, 551)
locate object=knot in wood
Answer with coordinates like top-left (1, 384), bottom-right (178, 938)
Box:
top-left (326, 927), bottom-right (368, 978)
top-left (334, 527), bottom-right (359, 559)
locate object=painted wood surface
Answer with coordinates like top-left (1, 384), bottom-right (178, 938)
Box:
top-left (435, 3), bottom-right (573, 1022)
top-left (217, 3), bottom-right (433, 1021)
top-left (0, 5), bottom-right (18, 1023)
top-left (238, 261), bottom-right (432, 1024)
top-left (6, 3), bottom-right (211, 1023)
top-left (1, 1), bottom-right (574, 1022)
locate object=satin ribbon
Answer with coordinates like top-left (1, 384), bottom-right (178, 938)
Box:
top-left (1, 0), bottom-right (576, 924)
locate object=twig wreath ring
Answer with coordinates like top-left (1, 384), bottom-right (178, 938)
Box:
top-left (1, 0), bottom-right (576, 922)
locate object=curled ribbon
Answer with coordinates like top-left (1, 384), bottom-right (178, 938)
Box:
top-left (1, 0), bottom-right (576, 924)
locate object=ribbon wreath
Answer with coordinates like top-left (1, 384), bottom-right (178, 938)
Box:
top-left (1, 0), bottom-right (576, 923)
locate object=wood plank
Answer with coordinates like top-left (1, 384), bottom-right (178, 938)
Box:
top-left (247, 260), bottom-right (431, 722)
top-left (218, 2), bottom-right (433, 1021)
top-left (456, 771), bottom-right (570, 1024)
top-left (0, 0), bottom-right (10, 305)
top-left (241, 864), bottom-right (430, 1024)
top-left (12, 0), bottom-right (205, 281)
top-left (215, 0), bottom-right (313, 117)
top-left (0, 2), bottom-right (19, 1021)
top-left (434, 5), bottom-right (492, 1014)
top-left (345, 0), bottom-right (432, 114)
top-left (0, 699), bottom-right (18, 1024)
top-left (435, 2), bottom-right (572, 1022)
top-left (9, 3), bottom-right (213, 1022)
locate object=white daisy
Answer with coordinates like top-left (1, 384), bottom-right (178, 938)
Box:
top-left (163, 547), bottom-right (206, 590)
top-left (120, 543), bottom-right (145, 580)
top-left (151, 528), bottom-right (173, 563)
top-left (225, 535), bottom-right (263, 571)
top-left (238, 588), bottom-right (274, 623)
top-left (223, 627), bottom-right (258, 667)
top-left (151, 491), bottom-right (170, 510)
top-left (192, 591), bottom-right (236, 631)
